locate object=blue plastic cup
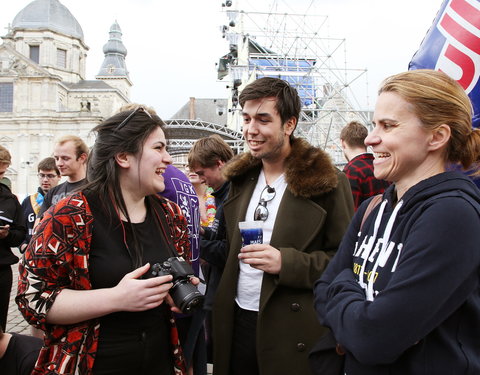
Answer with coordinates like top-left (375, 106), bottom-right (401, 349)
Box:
top-left (239, 221), bottom-right (263, 246)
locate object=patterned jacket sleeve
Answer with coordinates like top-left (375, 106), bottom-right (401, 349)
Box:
top-left (15, 193), bottom-right (93, 331)
top-left (162, 198), bottom-right (190, 261)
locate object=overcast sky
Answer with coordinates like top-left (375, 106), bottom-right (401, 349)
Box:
top-left (0, 0), bottom-right (444, 119)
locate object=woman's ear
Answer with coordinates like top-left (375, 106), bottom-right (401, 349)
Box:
top-left (114, 152), bottom-right (130, 168)
top-left (429, 124), bottom-right (451, 151)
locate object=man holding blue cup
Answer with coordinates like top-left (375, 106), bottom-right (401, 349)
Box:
top-left (213, 77), bottom-right (354, 375)
top-left (238, 221), bottom-right (264, 247)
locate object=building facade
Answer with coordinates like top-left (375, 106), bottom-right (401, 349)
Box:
top-left (0, 0), bottom-right (130, 197)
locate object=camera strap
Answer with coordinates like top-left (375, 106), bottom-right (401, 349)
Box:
top-left (150, 196), bottom-right (183, 260)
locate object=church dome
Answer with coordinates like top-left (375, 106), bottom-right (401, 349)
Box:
top-left (11, 0), bottom-right (84, 40)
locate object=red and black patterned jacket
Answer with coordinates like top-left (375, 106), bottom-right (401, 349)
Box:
top-left (343, 153), bottom-right (391, 211)
top-left (16, 192), bottom-right (190, 375)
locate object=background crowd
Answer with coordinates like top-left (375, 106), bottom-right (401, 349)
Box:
top-left (0, 70), bottom-right (479, 375)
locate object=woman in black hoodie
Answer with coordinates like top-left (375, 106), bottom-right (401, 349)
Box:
top-left (314, 70), bottom-right (480, 375)
top-left (0, 145), bottom-right (26, 331)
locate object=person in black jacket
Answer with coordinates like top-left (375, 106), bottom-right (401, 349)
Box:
top-left (188, 135), bottom-right (234, 363)
top-left (0, 145), bottom-right (26, 331)
top-left (20, 157), bottom-right (60, 252)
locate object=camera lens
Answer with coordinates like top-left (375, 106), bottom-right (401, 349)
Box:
top-left (170, 281), bottom-right (204, 313)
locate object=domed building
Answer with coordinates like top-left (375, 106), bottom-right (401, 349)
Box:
top-left (0, 0), bottom-right (131, 196)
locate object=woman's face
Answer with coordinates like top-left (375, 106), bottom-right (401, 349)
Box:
top-left (365, 91), bottom-right (438, 193)
top-left (126, 127), bottom-right (172, 195)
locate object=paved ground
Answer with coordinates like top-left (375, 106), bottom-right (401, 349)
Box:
top-left (6, 248), bottom-right (30, 335)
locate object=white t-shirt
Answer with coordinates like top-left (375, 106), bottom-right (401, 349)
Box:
top-left (235, 170), bottom-right (288, 311)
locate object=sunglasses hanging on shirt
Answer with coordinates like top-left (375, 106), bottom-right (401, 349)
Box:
top-left (254, 185), bottom-right (276, 221)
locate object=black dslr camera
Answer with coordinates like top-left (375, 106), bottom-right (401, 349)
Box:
top-left (146, 257), bottom-right (204, 313)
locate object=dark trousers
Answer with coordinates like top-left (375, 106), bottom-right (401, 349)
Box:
top-left (230, 304), bottom-right (259, 375)
top-left (92, 325), bottom-right (173, 375)
top-left (0, 265), bottom-right (12, 331)
top-left (176, 311), bottom-right (207, 375)
top-left (204, 310), bottom-right (213, 363)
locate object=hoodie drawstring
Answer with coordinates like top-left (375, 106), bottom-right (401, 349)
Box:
top-left (358, 199), bottom-right (388, 290)
top-left (358, 199), bottom-right (404, 301)
top-left (366, 200), bottom-right (404, 300)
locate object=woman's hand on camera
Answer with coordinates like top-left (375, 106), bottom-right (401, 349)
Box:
top-left (113, 263), bottom-right (173, 312)
top-left (46, 264), bottom-right (173, 325)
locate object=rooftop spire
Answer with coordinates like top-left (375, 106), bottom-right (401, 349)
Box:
top-left (96, 21), bottom-right (129, 77)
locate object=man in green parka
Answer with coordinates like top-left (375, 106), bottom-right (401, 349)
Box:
top-left (213, 77), bottom-right (354, 375)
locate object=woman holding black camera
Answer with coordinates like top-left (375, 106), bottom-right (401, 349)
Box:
top-left (17, 106), bottom-right (195, 375)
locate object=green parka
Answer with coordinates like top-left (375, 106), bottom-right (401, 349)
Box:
top-left (213, 138), bottom-right (354, 375)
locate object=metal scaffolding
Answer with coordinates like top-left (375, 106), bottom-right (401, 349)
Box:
top-left (164, 119), bottom-right (244, 159)
top-left (219, 0), bottom-right (372, 164)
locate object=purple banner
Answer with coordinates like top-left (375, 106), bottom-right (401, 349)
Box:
top-left (409, 0), bottom-right (480, 127)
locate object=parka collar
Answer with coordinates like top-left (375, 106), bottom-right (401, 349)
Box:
top-left (223, 137), bottom-right (338, 198)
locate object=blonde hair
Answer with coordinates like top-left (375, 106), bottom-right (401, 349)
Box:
top-left (379, 70), bottom-right (480, 173)
top-left (117, 103), bottom-right (158, 116)
top-left (0, 145), bottom-right (11, 165)
top-left (56, 135), bottom-right (89, 159)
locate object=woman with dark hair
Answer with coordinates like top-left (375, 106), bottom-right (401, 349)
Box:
top-left (16, 107), bottom-right (194, 375)
top-left (314, 70), bottom-right (480, 374)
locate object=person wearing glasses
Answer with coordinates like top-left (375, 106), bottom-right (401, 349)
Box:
top-left (213, 77), bottom-right (354, 375)
top-left (314, 70), bottom-right (480, 374)
top-left (20, 157), bottom-right (60, 253)
top-left (17, 107), bottom-right (197, 375)
top-left (36, 135), bottom-right (89, 222)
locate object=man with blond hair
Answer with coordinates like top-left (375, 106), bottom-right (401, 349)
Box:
top-left (38, 135), bottom-right (88, 217)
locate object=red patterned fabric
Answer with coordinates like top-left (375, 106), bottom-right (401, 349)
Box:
top-left (16, 192), bottom-right (189, 375)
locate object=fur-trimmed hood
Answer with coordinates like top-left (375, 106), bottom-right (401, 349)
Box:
top-left (222, 137), bottom-right (339, 198)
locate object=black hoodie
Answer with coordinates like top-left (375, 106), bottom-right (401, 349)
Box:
top-left (314, 171), bottom-right (480, 375)
top-left (200, 181), bottom-right (230, 310)
top-left (0, 183), bottom-right (26, 266)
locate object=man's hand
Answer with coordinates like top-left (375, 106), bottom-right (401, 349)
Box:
top-left (238, 244), bottom-right (282, 274)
